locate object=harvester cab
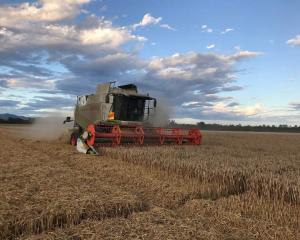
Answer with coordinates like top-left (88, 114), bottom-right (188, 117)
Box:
top-left (73, 82), bottom-right (157, 128)
top-left (66, 82), bottom-right (202, 150)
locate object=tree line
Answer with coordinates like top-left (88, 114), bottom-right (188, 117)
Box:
top-left (0, 117), bottom-right (34, 124)
top-left (169, 121), bottom-right (300, 133)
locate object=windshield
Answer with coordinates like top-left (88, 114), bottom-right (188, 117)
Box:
top-left (112, 95), bottom-right (145, 121)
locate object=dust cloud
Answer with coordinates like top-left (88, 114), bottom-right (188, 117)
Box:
top-left (149, 98), bottom-right (173, 127)
top-left (22, 116), bottom-right (73, 141)
top-left (20, 99), bottom-right (172, 140)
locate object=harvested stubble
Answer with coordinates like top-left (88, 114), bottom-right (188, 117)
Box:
top-left (0, 130), bottom-right (149, 240)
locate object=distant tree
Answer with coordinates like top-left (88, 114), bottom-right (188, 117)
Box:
top-left (169, 121), bottom-right (300, 133)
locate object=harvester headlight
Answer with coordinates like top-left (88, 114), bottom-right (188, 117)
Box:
top-left (108, 111), bottom-right (115, 120)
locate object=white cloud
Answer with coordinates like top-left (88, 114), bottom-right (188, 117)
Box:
top-left (160, 24), bottom-right (176, 31)
top-left (133, 13), bottom-right (175, 30)
top-left (133, 13), bottom-right (162, 29)
top-left (286, 35), bottom-right (300, 46)
top-left (172, 117), bottom-right (199, 124)
top-left (204, 28), bottom-right (213, 33)
top-left (0, 1), bottom-right (145, 54)
top-left (182, 101), bottom-right (199, 107)
top-left (79, 26), bottom-right (144, 47)
top-left (228, 50), bottom-right (263, 61)
top-left (0, 16), bottom-right (145, 54)
top-left (212, 102), bottom-right (263, 116)
top-left (201, 24), bottom-right (213, 33)
top-left (221, 28), bottom-right (234, 34)
top-left (206, 44), bottom-right (215, 49)
top-left (0, 0), bottom-right (90, 27)
top-left (4, 78), bottom-right (55, 89)
top-left (141, 13), bottom-right (162, 26)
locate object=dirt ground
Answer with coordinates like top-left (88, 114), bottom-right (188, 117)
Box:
top-left (0, 125), bottom-right (299, 240)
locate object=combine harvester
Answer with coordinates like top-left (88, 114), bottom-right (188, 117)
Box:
top-left (64, 82), bottom-right (202, 153)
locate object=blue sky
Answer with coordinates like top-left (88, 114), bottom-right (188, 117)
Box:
top-left (0, 0), bottom-right (299, 125)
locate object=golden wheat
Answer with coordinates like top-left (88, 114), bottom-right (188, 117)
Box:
top-left (1, 127), bottom-right (299, 239)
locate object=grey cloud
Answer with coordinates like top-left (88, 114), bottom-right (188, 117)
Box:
top-left (222, 86), bottom-right (243, 91)
top-left (0, 80), bottom-right (8, 88)
top-left (227, 102), bottom-right (240, 107)
top-left (7, 63), bottom-right (54, 77)
top-left (21, 96), bottom-right (75, 111)
top-left (134, 52), bottom-right (257, 109)
top-left (62, 53), bottom-right (144, 77)
top-left (290, 102), bottom-right (300, 110)
top-left (55, 50), bottom-right (259, 120)
top-left (0, 99), bottom-right (20, 107)
top-left (0, 53), bottom-right (61, 90)
top-left (55, 52), bottom-right (146, 95)
top-left (55, 76), bottom-right (101, 95)
top-left (38, 89), bottom-right (64, 95)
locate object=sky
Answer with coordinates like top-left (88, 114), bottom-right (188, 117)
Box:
top-left (0, 0), bottom-right (299, 125)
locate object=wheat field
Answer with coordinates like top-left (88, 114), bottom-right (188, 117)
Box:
top-left (0, 126), bottom-right (299, 239)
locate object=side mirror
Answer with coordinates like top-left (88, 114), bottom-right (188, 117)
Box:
top-left (63, 116), bottom-right (73, 124)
